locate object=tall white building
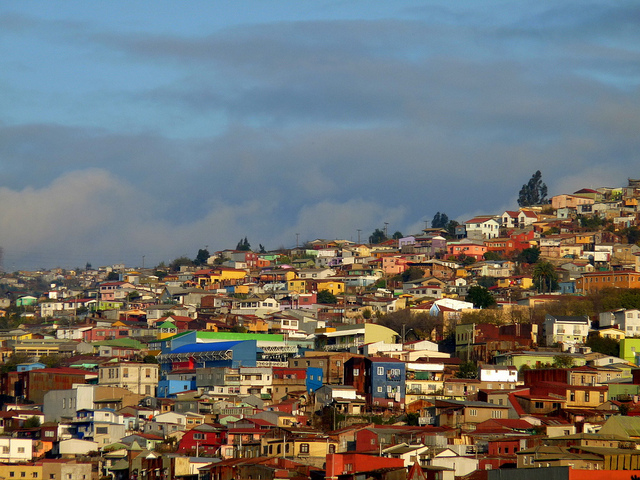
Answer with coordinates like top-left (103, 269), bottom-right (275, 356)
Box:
top-left (544, 314), bottom-right (590, 348)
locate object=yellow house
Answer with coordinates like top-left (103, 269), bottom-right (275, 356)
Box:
top-left (157, 320), bottom-right (178, 340)
top-left (352, 244), bottom-right (372, 257)
top-left (262, 433), bottom-right (338, 459)
top-left (598, 327), bottom-right (625, 340)
top-left (575, 234), bottom-right (597, 245)
top-left (233, 284), bottom-right (251, 295)
top-left (210, 267), bottom-right (248, 282)
top-left (0, 464), bottom-right (41, 479)
top-left (456, 268), bottom-right (469, 278)
top-left (315, 279), bottom-right (344, 296)
top-left (288, 278), bottom-right (308, 293)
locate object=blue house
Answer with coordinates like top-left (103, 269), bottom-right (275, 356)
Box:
top-left (306, 366), bottom-right (323, 393)
top-left (157, 370), bottom-right (197, 398)
top-left (16, 362), bottom-right (45, 372)
top-left (366, 357), bottom-right (406, 409)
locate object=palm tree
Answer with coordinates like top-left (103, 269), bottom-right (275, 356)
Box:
top-left (533, 261), bottom-right (558, 293)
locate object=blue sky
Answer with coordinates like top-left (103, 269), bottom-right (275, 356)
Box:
top-left (1, 1), bottom-right (639, 270)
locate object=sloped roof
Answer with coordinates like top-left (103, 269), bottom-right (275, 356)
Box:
top-left (598, 415), bottom-right (640, 438)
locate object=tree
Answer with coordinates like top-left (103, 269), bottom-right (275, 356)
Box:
top-left (106, 271), bottom-right (120, 281)
top-left (369, 228), bottom-right (387, 244)
top-left (477, 276), bottom-right (497, 288)
top-left (533, 260), bottom-right (559, 293)
top-left (517, 247), bottom-right (541, 264)
top-left (456, 361), bottom-right (478, 379)
top-left (317, 290), bottom-right (338, 304)
top-left (376, 308), bottom-right (440, 341)
top-left (431, 212), bottom-right (449, 229)
top-left (259, 244), bottom-right (267, 254)
top-left (194, 248), bottom-right (210, 266)
top-left (143, 355), bottom-right (158, 364)
top-left (401, 267), bottom-right (425, 282)
top-left (39, 354), bottom-right (63, 368)
top-left (392, 231), bottom-right (404, 240)
top-left (586, 333), bottom-right (620, 357)
top-left (466, 285), bottom-right (496, 309)
top-left (236, 237), bottom-right (251, 251)
top-left (518, 170), bottom-right (548, 206)
top-left (484, 251), bottom-right (503, 261)
top-left (552, 354), bottom-right (574, 368)
top-left (579, 215), bottom-right (604, 229)
top-left (24, 416), bottom-right (41, 428)
top-left (446, 220), bottom-right (459, 237)
top-left (169, 256), bottom-right (194, 271)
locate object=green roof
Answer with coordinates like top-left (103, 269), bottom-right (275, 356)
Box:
top-left (157, 321), bottom-right (177, 329)
top-left (93, 338), bottom-right (145, 349)
top-left (196, 331), bottom-right (284, 342)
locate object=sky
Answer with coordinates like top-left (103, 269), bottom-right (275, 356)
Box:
top-left (1, 1), bottom-right (639, 270)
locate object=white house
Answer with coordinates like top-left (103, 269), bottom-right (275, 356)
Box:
top-left (315, 385), bottom-right (361, 407)
top-left (478, 365), bottom-right (518, 383)
top-left (544, 314), bottom-right (591, 348)
top-left (423, 448), bottom-right (478, 477)
top-left (383, 443), bottom-right (431, 467)
top-left (599, 309), bottom-right (640, 338)
top-left (0, 438), bottom-right (32, 462)
top-left (464, 216), bottom-right (500, 240)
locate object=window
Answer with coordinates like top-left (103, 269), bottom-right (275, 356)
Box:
top-left (491, 410), bottom-right (502, 419)
top-left (17, 447), bottom-right (25, 453)
top-left (96, 427), bottom-right (108, 434)
top-left (123, 368), bottom-right (128, 378)
top-left (145, 368), bottom-right (151, 378)
top-left (300, 443), bottom-right (309, 453)
top-left (45, 431), bottom-right (54, 438)
top-left (585, 391), bottom-right (590, 402)
top-left (469, 409), bottom-right (477, 416)
top-left (353, 369), bottom-right (360, 376)
top-left (377, 387), bottom-right (383, 393)
top-left (535, 402), bottom-right (544, 409)
top-left (377, 367), bottom-right (384, 375)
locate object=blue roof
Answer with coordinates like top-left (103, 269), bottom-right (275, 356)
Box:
top-left (169, 341), bottom-right (244, 354)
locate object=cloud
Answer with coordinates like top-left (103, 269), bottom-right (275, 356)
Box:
top-left (1, 3), bottom-right (639, 268)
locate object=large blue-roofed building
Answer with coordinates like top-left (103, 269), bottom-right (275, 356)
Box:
top-left (157, 340), bottom-right (260, 372)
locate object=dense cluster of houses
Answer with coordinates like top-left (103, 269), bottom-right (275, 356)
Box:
top-left (0, 180), bottom-right (640, 479)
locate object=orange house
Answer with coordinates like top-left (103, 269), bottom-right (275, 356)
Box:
top-left (576, 270), bottom-right (640, 294)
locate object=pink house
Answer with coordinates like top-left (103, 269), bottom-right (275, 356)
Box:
top-left (381, 255), bottom-right (410, 275)
top-left (447, 240), bottom-right (487, 260)
top-left (98, 281), bottom-right (133, 301)
top-left (83, 326), bottom-right (131, 342)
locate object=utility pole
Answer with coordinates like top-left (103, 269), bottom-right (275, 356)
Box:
top-left (384, 222), bottom-right (389, 239)
top-left (296, 233), bottom-right (300, 249)
top-left (357, 229), bottom-right (361, 244)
